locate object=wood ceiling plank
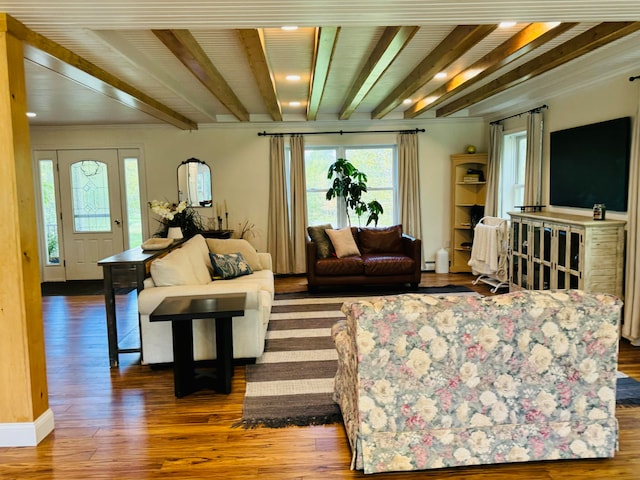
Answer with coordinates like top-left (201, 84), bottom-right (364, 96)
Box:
top-left (307, 27), bottom-right (340, 121)
top-left (436, 22), bottom-right (640, 117)
top-left (405, 22), bottom-right (577, 118)
top-left (340, 26), bottom-right (419, 120)
top-left (153, 29), bottom-right (250, 122)
top-left (371, 24), bottom-right (497, 120)
top-left (237, 29), bottom-right (282, 121)
top-left (2, 14), bottom-right (198, 130)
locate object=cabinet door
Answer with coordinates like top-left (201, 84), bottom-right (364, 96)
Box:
top-left (509, 218), bottom-right (527, 289)
top-left (530, 222), bottom-right (551, 290)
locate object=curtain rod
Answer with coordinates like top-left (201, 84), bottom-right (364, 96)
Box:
top-left (630, 75), bottom-right (640, 82)
top-left (257, 127), bottom-right (425, 137)
top-left (489, 104), bottom-right (548, 125)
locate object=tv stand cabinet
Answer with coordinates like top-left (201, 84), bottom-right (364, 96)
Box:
top-left (508, 211), bottom-right (625, 298)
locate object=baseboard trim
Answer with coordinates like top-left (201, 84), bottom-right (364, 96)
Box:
top-left (0, 408), bottom-right (55, 447)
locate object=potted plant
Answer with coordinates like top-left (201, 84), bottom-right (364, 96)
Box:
top-left (149, 199), bottom-right (205, 239)
top-left (325, 158), bottom-right (384, 227)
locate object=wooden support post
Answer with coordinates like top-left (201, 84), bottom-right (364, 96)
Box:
top-left (0, 13), bottom-right (54, 446)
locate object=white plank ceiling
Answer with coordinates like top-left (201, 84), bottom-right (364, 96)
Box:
top-left (0, 1), bottom-right (639, 128)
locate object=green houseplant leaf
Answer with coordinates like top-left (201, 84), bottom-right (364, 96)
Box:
top-left (325, 158), bottom-right (384, 227)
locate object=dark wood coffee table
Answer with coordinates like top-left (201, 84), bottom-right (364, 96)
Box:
top-left (149, 293), bottom-right (246, 397)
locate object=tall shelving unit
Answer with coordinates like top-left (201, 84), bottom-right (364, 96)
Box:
top-left (449, 153), bottom-right (487, 273)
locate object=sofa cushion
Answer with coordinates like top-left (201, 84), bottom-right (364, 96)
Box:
top-left (307, 224), bottom-right (334, 259)
top-left (183, 234), bottom-right (214, 276)
top-left (362, 254), bottom-right (415, 276)
top-left (315, 256), bottom-right (364, 276)
top-left (359, 225), bottom-right (403, 254)
top-left (181, 234), bottom-right (214, 284)
top-left (326, 227), bottom-right (361, 258)
top-left (210, 252), bottom-right (254, 279)
top-left (150, 247), bottom-right (207, 286)
top-left (207, 238), bottom-right (262, 271)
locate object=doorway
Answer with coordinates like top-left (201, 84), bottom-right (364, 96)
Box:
top-left (35, 148), bottom-right (146, 281)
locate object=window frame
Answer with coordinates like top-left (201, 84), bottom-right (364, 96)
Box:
top-left (302, 144), bottom-right (398, 228)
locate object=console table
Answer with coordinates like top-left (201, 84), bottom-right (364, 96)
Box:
top-left (98, 242), bottom-right (183, 367)
top-left (149, 293), bottom-right (246, 397)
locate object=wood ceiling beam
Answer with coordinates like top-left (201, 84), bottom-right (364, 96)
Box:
top-left (340, 26), bottom-right (419, 120)
top-left (237, 29), bottom-right (282, 122)
top-left (307, 27), bottom-right (340, 121)
top-left (2, 14), bottom-right (198, 130)
top-left (153, 29), bottom-right (250, 122)
top-left (405, 22), bottom-right (577, 119)
top-left (371, 24), bottom-right (497, 120)
top-left (437, 22), bottom-right (640, 117)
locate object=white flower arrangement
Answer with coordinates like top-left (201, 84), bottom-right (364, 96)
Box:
top-left (149, 199), bottom-right (187, 224)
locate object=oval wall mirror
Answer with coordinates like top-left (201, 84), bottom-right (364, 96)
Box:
top-left (177, 157), bottom-right (212, 207)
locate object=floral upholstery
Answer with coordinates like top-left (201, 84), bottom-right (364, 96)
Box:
top-left (332, 289), bottom-right (622, 474)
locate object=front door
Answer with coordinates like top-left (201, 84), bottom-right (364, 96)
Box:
top-left (58, 149), bottom-right (125, 280)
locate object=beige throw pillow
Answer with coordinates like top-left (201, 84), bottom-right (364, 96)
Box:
top-left (206, 238), bottom-right (262, 271)
top-left (150, 247), bottom-right (207, 286)
top-left (326, 227), bottom-right (360, 258)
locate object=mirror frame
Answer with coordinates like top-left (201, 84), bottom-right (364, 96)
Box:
top-left (177, 157), bottom-right (212, 208)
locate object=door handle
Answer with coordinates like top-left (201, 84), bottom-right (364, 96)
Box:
top-left (114, 219), bottom-right (121, 225)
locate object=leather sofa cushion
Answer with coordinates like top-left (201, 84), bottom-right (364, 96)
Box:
top-left (362, 254), bottom-right (415, 276)
top-left (359, 225), bottom-right (403, 254)
top-left (315, 256), bottom-right (364, 276)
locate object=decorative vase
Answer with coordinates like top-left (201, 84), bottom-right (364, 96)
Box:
top-left (167, 226), bottom-right (183, 240)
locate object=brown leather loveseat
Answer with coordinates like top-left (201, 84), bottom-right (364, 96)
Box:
top-left (306, 224), bottom-right (421, 291)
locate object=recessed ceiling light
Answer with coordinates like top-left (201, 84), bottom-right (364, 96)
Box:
top-left (289, 101), bottom-right (302, 107)
top-left (281, 26), bottom-right (298, 31)
top-left (434, 72), bottom-right (447, 80)
top-left (403, 99), bottom-right (412, 105)
top-left (26, 112), bottom-right (37, 118)
top-left (499, 21), bottom-right (517, 28)
top-left (286, 75), bottom-right (301, 81)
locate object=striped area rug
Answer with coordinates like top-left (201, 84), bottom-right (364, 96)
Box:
top-left (238, 288), bottom-right (477, 428)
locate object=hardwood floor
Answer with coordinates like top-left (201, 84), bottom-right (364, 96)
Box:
top-left (1, 273), bottom-right (640, 479)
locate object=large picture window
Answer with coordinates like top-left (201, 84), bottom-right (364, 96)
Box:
top-left (304, 145), bottom-right (397, 228)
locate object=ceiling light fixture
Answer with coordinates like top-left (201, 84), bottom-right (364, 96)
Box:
top-left (281, 26), bottom-right (298, 31)
top-left (285, 75), bottom-right (301, 81)
top-left (403, 99), bottom-right (412, 105)
top-left (499, 21), bottom-right (517, 28)
top-left (289, 101), bottom-right (301, 107)
top-left (434, 72), bottom-right (447, 80)
top-left (26, 112), bottom-right (37, 118)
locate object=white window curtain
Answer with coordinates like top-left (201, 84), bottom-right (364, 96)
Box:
top-left (484, 123), bottom-right (504, 217)
top-left (289, 135), bottom-right (307, 274)
top-left (623, 106), bottom-right (640, 346)
top-left (267, 135), bottom-right (293, 274)
top-left (397, 133), bottom-right (422, 238)
top-left (523, 111), bottom-right (544, 206)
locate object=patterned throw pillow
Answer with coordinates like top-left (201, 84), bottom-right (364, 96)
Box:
top-left (307, 224), bottom-right (334, 258)
top-left (209, 252), bottom-right (254, 279)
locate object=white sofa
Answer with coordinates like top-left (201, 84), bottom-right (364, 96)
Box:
top-left (138, 234), bottom-right (274, 365)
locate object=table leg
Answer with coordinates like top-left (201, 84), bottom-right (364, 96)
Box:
top-left (103, 266), bottom-right (119, 368)
top-left (215, 316), bottom-right (234, 394)
top-left (171, 320), bottom-right (195, 398)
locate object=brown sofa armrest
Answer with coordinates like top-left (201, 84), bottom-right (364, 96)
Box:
top-left (306, 239), bottom-right (319, 285)
top-left (401, 234), bottom-right (422, 281)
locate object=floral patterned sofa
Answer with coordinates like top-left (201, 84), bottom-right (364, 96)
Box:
top-left (332, 290), bottom-right (622, 474)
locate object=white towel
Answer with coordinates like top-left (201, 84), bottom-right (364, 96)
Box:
top-left (468, 223), bottom-right (500, 274)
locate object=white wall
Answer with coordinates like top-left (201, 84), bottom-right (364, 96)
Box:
top-left (30, 118), bottom-right (487, 265)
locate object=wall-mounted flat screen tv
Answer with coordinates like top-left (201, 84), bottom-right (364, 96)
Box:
top-left (549, 116), bottom-right (631, 212)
